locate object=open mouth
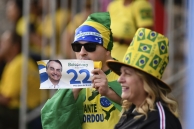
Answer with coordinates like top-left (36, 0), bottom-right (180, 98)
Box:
top-left (122, 86), bottom-right (129, 92)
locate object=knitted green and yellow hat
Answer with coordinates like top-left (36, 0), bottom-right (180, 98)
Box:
top-left (72, 12), bottom-right (113, 51)
top-left (106, 28), bottom-right (171, 92)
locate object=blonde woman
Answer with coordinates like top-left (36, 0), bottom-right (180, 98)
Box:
top-left (106, 28), bottom-right (182, 129)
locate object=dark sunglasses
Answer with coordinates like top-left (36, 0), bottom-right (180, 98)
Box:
top-left (71, 42), bottom-right (99, 52)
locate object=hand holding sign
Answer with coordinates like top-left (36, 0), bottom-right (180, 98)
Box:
top-left (91, 69), bottom-right (109, 96)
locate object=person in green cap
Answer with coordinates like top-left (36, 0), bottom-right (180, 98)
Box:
top-left (41, 12), bottom-right (122, 129)
top-left (106, 28), bottom-right (182, 129)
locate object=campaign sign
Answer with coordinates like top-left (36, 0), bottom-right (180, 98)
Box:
top-left (37, 59), bottom-right (94, 89)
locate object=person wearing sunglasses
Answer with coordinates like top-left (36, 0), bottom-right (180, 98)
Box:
top-left (41, 12), bottom-right (122, 129)
top-left (106, 28), bottom-right (182, 129)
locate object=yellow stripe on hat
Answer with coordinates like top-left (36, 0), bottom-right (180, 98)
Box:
top-left (81, 21), bottom-right (111, 50)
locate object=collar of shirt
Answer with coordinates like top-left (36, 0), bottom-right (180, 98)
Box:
top-left (47, 79), bottom-right (59, 89)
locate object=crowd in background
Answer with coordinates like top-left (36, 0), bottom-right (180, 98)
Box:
top-left (0, 0), bottom-right (185, 129)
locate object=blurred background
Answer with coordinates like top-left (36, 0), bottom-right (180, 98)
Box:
top-left (0, 0), bottom-right (189, 129)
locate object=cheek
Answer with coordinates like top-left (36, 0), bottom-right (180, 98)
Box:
top-left (138, 86), bottom-right (146, 96)
top-left (92, 49), bottom-right (106, 60)
top-left (121, 86), bottom-right (131, 99)
top-left (122, 78), bottom-right (141, 98)
top-left (133, 79), bottom-right (145, 95)
top-left (121, 91), bottom-right (130, 98)
top-left (75, 53), bottom-right (79, 58)
top-left (136, 79), bottom-right (144, 89)
top-left (47, 71), bottom-right (52, 75)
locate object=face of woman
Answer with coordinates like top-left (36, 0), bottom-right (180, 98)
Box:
top-left (118, 66), bottom-right (147, 106)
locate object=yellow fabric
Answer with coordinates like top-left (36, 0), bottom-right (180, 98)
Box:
top-left (81, 21), bottom-right (111, 50)
top-left (108, 0), bottom-right (153, 39)
top-left (16, 17), bottom-right (25, 36)
top-left (66, 12), bottom-right (88, 35)
top-left (16, 14), bottom-right (36, 36)
top-left (0, 54), bottom-right (41, 109)
top-left (82, 72), bottom-right (120, 129)
top-left (111, 42), bottom-right (128, 61)
top-left (36, 8), bottom-right (70, 56)
top-left (37, 8), bottom-right (70, 38)
top-left (37, 61), bottom-right (46, 66)
top-left (108, 0), bottom-right (153, 61)
top-left (106, 70), bottom-right (119, 82)
top-left (16, 14), bottom-right (42, 55)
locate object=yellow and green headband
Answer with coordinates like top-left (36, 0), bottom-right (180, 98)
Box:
top-left (73, 12), bottom-right (113, 51)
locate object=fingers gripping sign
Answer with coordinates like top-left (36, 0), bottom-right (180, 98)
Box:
top-left (91, 69), bottom-right (109, 96)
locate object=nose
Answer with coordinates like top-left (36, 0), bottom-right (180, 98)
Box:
top-left (54, 70), bottom-right (58, 74)
top-left (117, 74), bottom-right (124, 83)
top-left (79, 46), bottom-right (87, 56)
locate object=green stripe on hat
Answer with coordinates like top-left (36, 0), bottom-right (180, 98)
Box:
top-left (81, 12), bottom-right (113, 51)
top-left (86, 12), bottom-right (111, 30)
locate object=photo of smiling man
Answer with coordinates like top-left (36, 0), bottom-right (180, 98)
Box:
top-left (40, 60), bottom-right (67, 89)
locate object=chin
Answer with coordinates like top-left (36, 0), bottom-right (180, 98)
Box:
top-left (121, 94), bottom-right (128, 100)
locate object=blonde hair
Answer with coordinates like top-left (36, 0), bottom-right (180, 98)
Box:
top-left (121, 69), bottom-right (179, 119)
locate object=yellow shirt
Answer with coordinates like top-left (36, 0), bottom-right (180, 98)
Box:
top-left (66, 12), bottom-right (88, 35)
top-left (16, 14), bottom-right (42, 54)
top-left (37, 8), bottom-right (70, 38)
top-left (0, 54), bottom-right (41, 109)
top-left (36, 8), bottom-right (70, 56)
top-left (82, 71), bottom-right (120, 129)
top-left (108, 0), bottom-right (154, 61)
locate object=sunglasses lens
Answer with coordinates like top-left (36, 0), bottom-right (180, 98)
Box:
top-left (71, 43), bottom-right (97, 52)
top-left (71, 44), bottom-right (82, 52)
top-left (84, 43), bottom-right (96, 52)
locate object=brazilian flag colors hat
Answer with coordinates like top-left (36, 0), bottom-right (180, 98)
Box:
top-left (73, 12), bottom-right (113, 51)
top-left (106, 28), bottom-right (171, 92)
